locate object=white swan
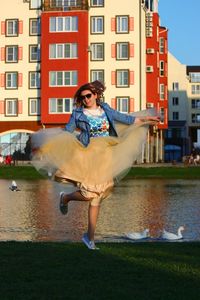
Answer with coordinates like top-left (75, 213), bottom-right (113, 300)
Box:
top-left (125, 229), bottom-right (149, 240)
top-left (161, 226), bottom-right (185, 240)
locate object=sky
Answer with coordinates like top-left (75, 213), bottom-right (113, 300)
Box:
top-left (158, 0), bottom-right (200, 66)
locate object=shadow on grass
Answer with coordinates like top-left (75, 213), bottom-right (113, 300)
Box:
top-left (0, 242), bottom-right (200, 299)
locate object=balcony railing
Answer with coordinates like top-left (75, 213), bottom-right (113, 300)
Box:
top-left (43, 0), bottom-right (88, 11)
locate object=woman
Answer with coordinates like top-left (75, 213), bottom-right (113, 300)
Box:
top-left (32, 81), bottom-right (159, 250)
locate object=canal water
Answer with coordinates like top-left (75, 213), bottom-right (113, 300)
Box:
top-left (0, 179), bottom-right (200, 242)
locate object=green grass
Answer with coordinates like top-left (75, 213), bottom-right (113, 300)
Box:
top-left (0, 165), bottom-right (200, 180)
top-left (0, 242), bottom-right (200, 299)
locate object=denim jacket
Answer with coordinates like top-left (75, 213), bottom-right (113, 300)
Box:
top-left (65, 102), bottom-right (135, 147)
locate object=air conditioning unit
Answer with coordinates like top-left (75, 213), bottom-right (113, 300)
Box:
top-left (146, 48), bottom-right (155, 54)
top-left (146, 103), bottom-right (154, 108)
top-left (146, 66), bottom-right (154, 72)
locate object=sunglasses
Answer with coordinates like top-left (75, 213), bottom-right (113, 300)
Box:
top-left (79, 93), bottom-right (92, 101)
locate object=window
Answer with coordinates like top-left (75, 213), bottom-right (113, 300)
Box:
top-left (91, 16), bottom-right (104, 34)
top-left (172, 82), bottom-right (179, 91)
top-left (90, 0), bottom-right (104, 6)
top-left (50, 16), bottom-right (78, 32)
top-left (116, 16), bottom-right (128, 33)
top-left (29, 71), bottom-right (40, 89)
top-left (191, 99), bottom-right (200, 109)
top-left (116, 70), bottom-right (129, 87)
top-left (5, 99), bottom-right (18, 116)
top-left (49, 71), bottom-right (77, 86)
top-left (29, 45), bottom-right (40, 62)
top-left (172, 97), bottom-right (179, 105)
top-left (160, 84), bottom-right (165, 100)
top-left (191, 84), bottom-right (200, 95)
top-left (29, 98), bottom-right (40, 115)
top-left (6, 19), bottom-right (18, 37)
top-left (160, 107), bottom-right (164, 123)
top-left (192, 113), bottom-right (200, 123)
top-left (159, 37), bottom-right (164, 53)
top-left (160, 61), bottom-right (164, 76)
top-left (51, 0), bottom-right (77, 6)
top-left (189, 73), bottom-right (200, 83)
top-left (49, 98), bottom-right (73, 113)
top-left (49, 43), bottom-right (77, 59)
top-left (91, 70), bottom-right (104, 82)
top-left (91, 43), bottom-right (104, 61)
top-left (30, 18), bottom-right (41, 35)
top-left (5, 46), bottom-right (18, 63)
top-left (116, 42), bottom-right (129, 60)
top-left (6, 72), bottom-right (18, 89)
top-left (173, 112), bottom-right (179, 120)
top-left (30, 0), bottom-right (41, 9)
top-left (117, 97), bottom-right (129, 113)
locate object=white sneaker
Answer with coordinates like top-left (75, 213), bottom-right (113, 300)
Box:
top-left (82, 233), bottom-right (99, 250)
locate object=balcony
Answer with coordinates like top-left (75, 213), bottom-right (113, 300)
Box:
top-left (43, 0), bottom-right (89, 11)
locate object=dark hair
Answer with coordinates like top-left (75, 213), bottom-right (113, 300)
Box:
top-left (74, 80), bottom-right (106, 107)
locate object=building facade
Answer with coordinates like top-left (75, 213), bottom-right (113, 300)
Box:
top-left (0, 0), bottom-right (168, 163)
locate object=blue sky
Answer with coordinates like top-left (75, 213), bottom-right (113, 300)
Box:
top-left (158, 0), bottom-right (200, 66)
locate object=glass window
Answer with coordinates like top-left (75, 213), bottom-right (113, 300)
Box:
top-left (160, 107), bottom-right (164, 123)
top-left (116, 16), bottom-right (128, 33)
top-left (91, 70), bottom-right (104, 82)
top-left (91, 0), bottom-right (104, 6)
top-left (116, 43), bottom-right (129, 60)
top-left (91, 43), bottom-right (104, 61)
top-left (6, 19), bottom-right (18, 37)
top-left (189, 72), bottom-right (200, 83)
top-left (49, 43), bottom-right (77, 59)
top-left (0, 132), bottom-right (31, 158)
top-left (50, 16), bottom-right (78, 32)
top-left (191, 99), bottom-right (200, 109)
top-left (191, 84), bottom-right (200, 95)
top-left (91, 16), bottom-right (104, 33)
top-left (5, 46), bottom-right (18, 63)
top-left (29, 45), bottom-right (40, 62)
top-left (116, 70), bottom-right (129, 87)
top-left (49, 71), bottom-right (77, 86)
top-left (160, 61), bottom-right (164, 76)
top-left (159, 37), bottom-right (164, 53)
top-left (49, 98), bottom-right (73, 113)
top-left (29, 71), bottom-right (40, 89)
top-left (172, 82), bottom-right (179, 91)
top-left (172, 112), bottom-right (179, 120)
top-left (5, 99), bottom-right (18, 116)
top-left (29, 98), bottom-right (40, 115)
top-left (160, 84), bottom-right (165, 100)
top-left (117, 97), bottom-right (129, 113)
top-left (172, 97), bottom-right (179, 105)
top-left (30, 18), bottom-right (41, 35)
top-left (30, 0), bottom-right (41, 9)
top-left (6, 72), bottom-right (18, 89)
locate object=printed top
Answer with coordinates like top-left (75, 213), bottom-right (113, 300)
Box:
top-left (83, 108), bottom-right (110, 138)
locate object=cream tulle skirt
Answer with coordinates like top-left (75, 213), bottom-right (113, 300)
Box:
top-left (31, 111), bottom-right (154, 202)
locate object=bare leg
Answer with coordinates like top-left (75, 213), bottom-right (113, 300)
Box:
top-left (87, 205), bottom-right (100, 241)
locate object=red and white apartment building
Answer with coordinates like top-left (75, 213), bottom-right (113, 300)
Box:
top-left (0, 0), bottom-right (168, 162)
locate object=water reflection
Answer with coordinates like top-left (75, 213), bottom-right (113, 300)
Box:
top-left (0, 179), bottom-right (200, 242)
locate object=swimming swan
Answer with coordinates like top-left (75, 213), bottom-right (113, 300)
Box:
top-left (125, 229), bottom-right (149, 240)
top-left (161, 226), bottom-right (185, 240)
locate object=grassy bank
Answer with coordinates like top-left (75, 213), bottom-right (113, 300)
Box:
top-left (0, 242), bottom-right (200, 299)
top-left (0, 165), bottom-right (200, 180)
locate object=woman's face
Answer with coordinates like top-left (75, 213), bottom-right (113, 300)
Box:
top-left (80, 89), bottom-right (97, 109)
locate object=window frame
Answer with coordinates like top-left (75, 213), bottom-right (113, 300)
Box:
top-left (49, 97), bottom-right (74, 114)
top-left (90, 43), bottom-right (104, 61)
top-left (90, 16), bottom-right (104, 34)
top-left (5, 98), bottom-right (18, 116)
top-left (29, 71), bottom-right (41, 89)
top-left (116, 69), bottom-right (129, 87)
top-left (49, 16), bottom-right (78, 32)
top-left (116, 15), bottom-right (129, 34)
top-left (90, 69), bottom-right (104, 83)
top-left (29, 0), bottom-right (42, 10)
top-left (116, 96), bottom-right (130, 113)
top-left (29, 44), bottom-right (40, 62)
top-left (28, 97), bottom-right (41, 116)
top-left (90, 0), bottom-right (104, 7)
top-left (29, 18), bottom-right (41, 36)
top-left (116, 42), bottom-right (129, 60)
top-left (49, 71), bottom-right (78, 87)
top-left (6, 19), bottom-right (18, 37)
top-left (5, 72), bottom-right (18, 90)
top-left (160, 83), bottom-right (165, 100)
top-left (49, 43), bottom-right (78, 59)
top-left (5, 45), bottom-right (18, 63)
